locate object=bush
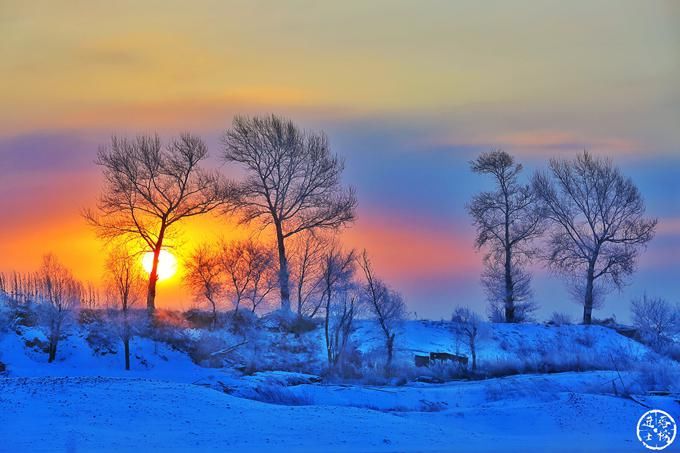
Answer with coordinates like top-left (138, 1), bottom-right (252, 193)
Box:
top-left (634, 359), bottom-right (680, 394)
top-left (85, 321), bottom-right (118, 356)
top-left (247, 384), bottom-right (313, 406)
top-left (548, 312), bottom-right (572, 326)
top-left (184, 309), bottom-right (217, 329)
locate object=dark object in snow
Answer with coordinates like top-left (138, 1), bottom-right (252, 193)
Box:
top-left (415, 352), bottom-right (469, 367)
top-left (430, 352), bottom-right (468, 366)
top-left (0, 361), bottom-right (5, 373)
top-left (415, 355), bottom-right (430, 367)
top-left (415, 375), bottom-right (444, 384)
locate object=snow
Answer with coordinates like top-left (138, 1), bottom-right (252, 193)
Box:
top-left (1, 373), bottom-right (675, 452)
top-left (0, 318), bottom-right (678, 452)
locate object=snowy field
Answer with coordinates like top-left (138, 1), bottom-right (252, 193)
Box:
top-left (1, 318), bottom-right (678, 452)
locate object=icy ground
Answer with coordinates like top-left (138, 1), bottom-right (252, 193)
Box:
top-left (0, 320), bottom-right (678, 452)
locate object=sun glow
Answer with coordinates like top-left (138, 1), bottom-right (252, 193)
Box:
top-left (142, 250), bottom-right (178, 281)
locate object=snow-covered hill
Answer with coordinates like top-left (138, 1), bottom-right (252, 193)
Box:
top-left (0, 319), bottom-right (678, 452)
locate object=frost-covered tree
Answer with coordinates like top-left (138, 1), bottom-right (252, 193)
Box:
top-left (85, 133), bottom-right (230, 312)
top-left (105, 247), bottom-right (144, 370)
top-left (468, 150), bottom-right (543, 322)
top-left (451, 306), bottom-right (482, 371)
top-left (319, 247), bottom-right (356, 365)
top-left (359, 251), bottom-right (406, 376)
top-left (222, 115), bottom-right (357, 312)
top-left (533, 151), bottom-right (657, 324)
top-left (36, 254), bottom-right (81, 363)
top-left (631, 294), bottom-right (680, 349)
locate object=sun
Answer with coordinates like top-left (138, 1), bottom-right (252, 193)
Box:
top-left (142, 249), bottom-right (178, 281)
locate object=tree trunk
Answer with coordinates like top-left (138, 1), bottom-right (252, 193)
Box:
top-left (324, 292), bottom-right (332, 364)
top-left (48, 322), bottom-right (61, 363)
top-left (583, 263), bottom-right (595, 325)
top-left (146, 247), bottom-right (160, 313)
top-left (124, 338), bottom-right (130, 371)
top-left (504, 224), bottom-right (515, 323)
top-left (146, 225), bottom-right (166, 313)
top-left (48, 339), bottom-right (56, 363)
top-left (470, 337), bottom-right (477, 371)
top-left (385, 333), bottom-right (395, 376)
top-left (274, 222), bottom-right (291, 311)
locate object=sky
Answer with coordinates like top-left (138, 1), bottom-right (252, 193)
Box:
top-left (1, 1), bottom-right (679, 321)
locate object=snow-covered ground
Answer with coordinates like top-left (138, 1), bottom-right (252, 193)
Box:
top-left (0, 318), bottom-right (678, 452)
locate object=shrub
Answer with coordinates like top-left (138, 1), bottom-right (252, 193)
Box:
top-left (634, 359), bottom-right (680, 394)
top-left (247, 384), bottom-right (313, 406)
top-left (575, 330), bottom-right (596, 348)
top-left (548, 312), bottom-right (572, 326)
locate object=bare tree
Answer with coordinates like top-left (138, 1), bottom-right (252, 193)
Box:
top-left (319, 247), bottom-right (356, 365)
top-left (328, 288), bottom-right (361, 374)
top-left (451, 306), bottom-right (482, 371)
top-left (631, 294), bottom-right (680, 349)
top-left (289, 231), bottom-right (327, 318)
top-left (245, 245), bottom-right (277, 314)
top-left (85, 133), bottom-right (230, 312)
top-left (359, 251), bottom-right (406, 375)
top-left (220, 240), bottom-right (276, 316)
top-left (467, 150), bottom-right (543, 322)
top-left (185, 245), bottom-right (223, 329)
top-left (533, 151), bottom-right (657, 324)
top-left (222, 115), bottom-right (357, 312)
top-left (36, 254), bottom-right (81, 363)
top-left (105, 247), bottom-right (144, 370)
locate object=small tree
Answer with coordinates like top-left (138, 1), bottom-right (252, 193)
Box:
top-left (36, 254), bottom-right (81, 363)
top-left (105, 248), bottom-right (144, 370)
top-left (186, 245), bottom-right (223, 329)
top-left (631, 294), bottom-right (680, 350)
top-left (467, 150), bottom-right (543, 322)
top-left (328, 289), bottom-right (361, 374)
top-left (222, 115), bottom-right (357, 312)
top-left (86, 133), bottom-right (230, 312)
top-left (359, 251), bottom-right (406, 376)
top-left (533, 151), bottom-right (657, 324)
top-left (289, 231), bottom-right (327, 317)
top-left (220, 240), bottom-right (276, 316)
top-left (319, 247), bottom-right (356, 365)
top-left (451, 307), bottom-right (482, 371)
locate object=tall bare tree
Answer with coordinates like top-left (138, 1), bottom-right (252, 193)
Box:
top-left (85, 133), bottom-right (230, 312)
top-left (36, 254), bottom-right (81, 363)
top-left (533, 151), bottom-right (657, 324)
top-left (105, 247), bottom-right (144, 370)
top-left (467, 150), bottom-right (543, 322)
top-left (186, 245), bottom-right (223, 329)
top-left (359, 251), bottom-right (406, 376)
top-left (222, 115), bottom-right (357, 312)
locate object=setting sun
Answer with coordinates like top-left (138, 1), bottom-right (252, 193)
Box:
top-left (142, 250), bottom-right (178, 281)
